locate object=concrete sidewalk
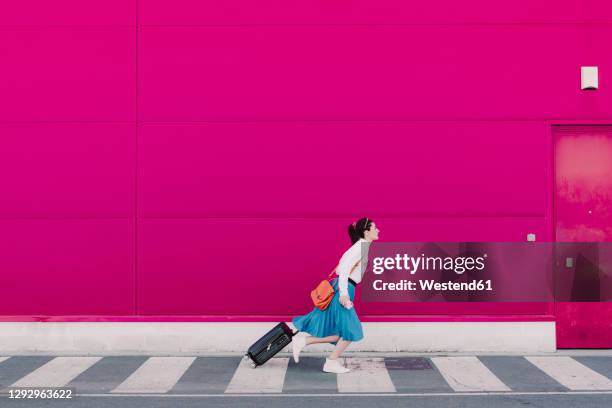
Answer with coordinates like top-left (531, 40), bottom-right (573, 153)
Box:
top-left (0, 321), bottom-right (556, 354)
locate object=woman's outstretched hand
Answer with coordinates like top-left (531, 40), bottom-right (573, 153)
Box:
top-left (339, 295), bottom-right (353, 309)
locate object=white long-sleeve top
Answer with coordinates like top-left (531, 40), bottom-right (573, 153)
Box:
top-left (336, 237), bottom-right (370, 297)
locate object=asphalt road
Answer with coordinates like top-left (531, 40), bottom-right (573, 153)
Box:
top-left (0, 354), bottom-right (610, 407)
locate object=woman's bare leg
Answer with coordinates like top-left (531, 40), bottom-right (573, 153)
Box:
top-left (329, 339), bottom-right (351, 359)
top-left (305, 335), bottom-right (339, 345)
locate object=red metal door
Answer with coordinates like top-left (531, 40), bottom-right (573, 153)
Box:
top-left (554, 125), bottom-right (612, 348)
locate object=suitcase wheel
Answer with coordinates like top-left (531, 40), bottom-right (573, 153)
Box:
top-left (243, 354), bottom-right (257, 368)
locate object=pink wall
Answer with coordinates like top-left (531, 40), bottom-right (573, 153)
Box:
top-left (1, 2), bottom-right (611, 319)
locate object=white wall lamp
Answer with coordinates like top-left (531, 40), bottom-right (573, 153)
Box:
top-left (581, 66), bottom-right (598, 90)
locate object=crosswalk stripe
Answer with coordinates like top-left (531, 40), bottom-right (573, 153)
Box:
top-left (225, 358), bottom-right (289, 393)
top-left (431, 356), bottom-right (511, 392)
top-left (65, 356), bottom-right (149, 394)
top-left (477, 356), bottom-right (566, 392)
top-left (526, 356), bottom-right (612, 391)
top-left (110, 357), bottom-right (195, 394)
top-left (337, 357), bottom-right (396, 393)
top-left (10, 357), bottom-right (102, 388)
top-left (0, 357), bottom-right (9, 364)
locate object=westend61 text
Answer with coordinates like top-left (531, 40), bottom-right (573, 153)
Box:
top-left (373, 279), bottom-right (493, 291)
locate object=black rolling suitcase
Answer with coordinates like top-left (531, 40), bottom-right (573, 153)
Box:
top-left (243, 322), bottom-right (299, 368)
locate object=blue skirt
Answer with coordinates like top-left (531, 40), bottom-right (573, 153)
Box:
top-left (292, 278), bottom-right (364, 345)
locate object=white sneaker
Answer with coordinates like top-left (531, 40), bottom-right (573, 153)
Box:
top-left (292, 335), bottom-right (307, 363)
top-left (323, 357), bottom-right (350, 374)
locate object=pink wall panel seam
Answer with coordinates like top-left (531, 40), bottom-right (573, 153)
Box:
top-left (135, 1), bottom-right (140, 315)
